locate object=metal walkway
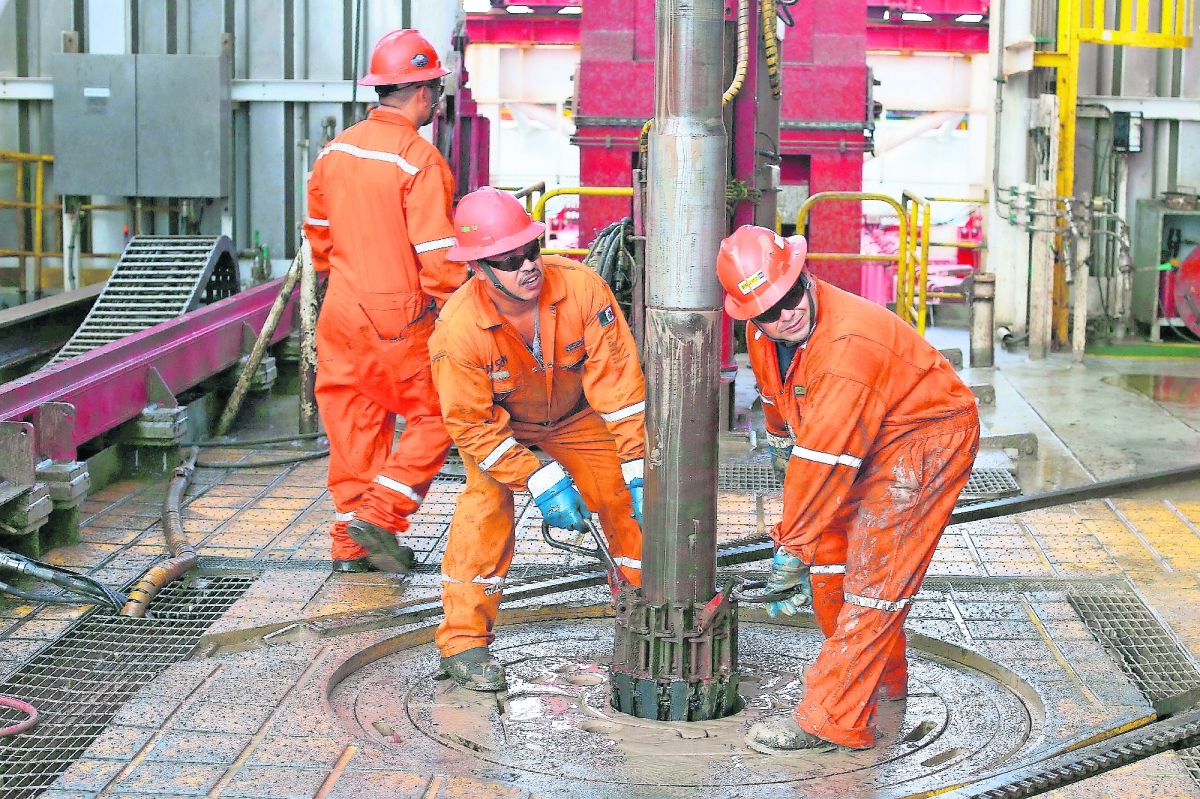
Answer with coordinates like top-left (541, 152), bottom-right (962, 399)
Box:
top-left (47, 236), bottom-right (240, 365)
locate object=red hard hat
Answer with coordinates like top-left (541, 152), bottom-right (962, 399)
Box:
top-left (717, 225), bottom-right (808, 320)
top-left (359, 29), bottom-right (450, 87)
top-left (446, 187), bottom-right (546, 262)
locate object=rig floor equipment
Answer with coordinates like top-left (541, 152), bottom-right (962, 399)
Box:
top-left (47, 236), bottom-right (240, 365)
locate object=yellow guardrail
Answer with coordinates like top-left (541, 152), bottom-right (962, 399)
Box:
top-left (796, 191), bottom-right (929, 333)
top-left (900, 191), bottom-right (931, 335)
top-left (533, 186), bottom-right (635, 257)
top-left (0, 151), bottom-right (55, 295)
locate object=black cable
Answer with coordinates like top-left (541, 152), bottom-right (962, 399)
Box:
top-left (182, 432), bottom-right (326, 448)
top-left (0, 582), bottom-right (93, 605)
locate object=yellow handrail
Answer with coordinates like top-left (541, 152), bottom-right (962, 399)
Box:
top-left (901, 190), bottom-right (932, 336)
top-left (532, 186), bottom-right (634, 223)
top-left (2, 150), bottom-right (55, 296)
top-left (795, 191), bottom-right (923, 332)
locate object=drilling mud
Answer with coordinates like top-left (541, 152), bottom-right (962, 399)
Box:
top-left (327, 617), bottom-right (1044, 798)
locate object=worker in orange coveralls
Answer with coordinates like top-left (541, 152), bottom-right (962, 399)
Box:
top-left (428, 187), bottom-right (645, 691)
top-left (716, 226), bottom-right (980, 752)
top-left (303, 29), bottom-right (466, 573)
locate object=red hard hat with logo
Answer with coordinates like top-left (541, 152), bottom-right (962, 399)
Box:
top-left (717, 225), bottom-right (809, 320)
top-left (446, 187), bottom-right (546, 262)
top-left (359, 29), bottom-right (450, 87)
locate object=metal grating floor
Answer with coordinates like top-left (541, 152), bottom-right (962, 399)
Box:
top-left (958, 468), bottom-right (1022, 505)
top-left (1178, 746), bottom-right (1200, 789)
top-left (1068, 589), bottom-right (1200, 707)
top-left (718, 462), bottom-right (781, 492)
top-left (0, 574), bottom-right (253, 799)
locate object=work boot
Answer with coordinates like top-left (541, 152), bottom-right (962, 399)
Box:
top-left (746, 717), bottom-right (838, 754)
top-left (439, 646), bottom-right (508, 692)
top-left (346, 519), bottom-right (415, 574)
top-left (331, 557), bottom-right (380, 574)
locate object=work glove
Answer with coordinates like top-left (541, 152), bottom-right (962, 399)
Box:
top-left (764, 547), bottom-right (813, 618)
top-left (622, 458), bottom-right (644, 527)
top-left (528, 461), bottom-right (591, 533)
top-left (769, 444), bottom-right (791, 483)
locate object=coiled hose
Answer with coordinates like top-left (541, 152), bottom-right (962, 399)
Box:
top-left (723, 0), bottom-right (750, 105)
top-left (0, 696), bottom-right (37, 736)
top-left (119, 447), bottom-right (201, 618)
top-left (584, 218), bottom-right (635, 319)
top-left (761, 0), bottom-right (783, 99)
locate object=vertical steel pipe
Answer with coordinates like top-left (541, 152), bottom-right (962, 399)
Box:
top-left (643, 0), bottom-right (727, 607)
top-left (970, 273), bottom-right (996, 367)
top-left (298, 241), bottom-right (320, 434)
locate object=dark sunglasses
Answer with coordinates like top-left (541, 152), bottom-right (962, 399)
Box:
top-left (429, 80), bottom-right (445, 101)
top-left (480, 240), bottom-right (541, 272)
top-left (754, 274), bottom-right (809, 324)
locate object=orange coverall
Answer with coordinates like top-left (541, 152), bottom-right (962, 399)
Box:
top-left (304, 105), bottom-right (467, 560)
top-left (429, 256), bottom-right (645, 657)
top-left (748, 277), bottom-right (979, 749)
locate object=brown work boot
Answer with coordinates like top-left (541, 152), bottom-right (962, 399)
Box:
top-left (438, 646), bottom-right (508, 692)
top-left (346, 519), bottom-right (415, 574)
top-left (746, 717), bottom-right (838, 754)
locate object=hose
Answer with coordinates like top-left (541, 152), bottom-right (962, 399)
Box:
top-left (723, 0), bottom-right (750, 105)
top-left (119, 447), bottom-right (201, 618)
top-left (184, 431), bottom-right (326, 448)
top-left (761, 0), bottom-right (783, 99)
top-left (0, 696), bottom-right (37, 736)
top-left (0, 552), bottom-right (127, 610)
top-left (194, 449), bottom-right (330, 469)
top-left (638, 119), bottom-right (653, 163)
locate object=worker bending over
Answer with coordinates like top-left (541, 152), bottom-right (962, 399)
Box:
top-left (429, 187), bottom-right (645, 691)
top-left (304, 29), bottom-right (466, 573)
top-left (717, 226), bottom-right (979, 752)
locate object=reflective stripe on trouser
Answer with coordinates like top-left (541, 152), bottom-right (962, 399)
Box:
top-left (436, 409), bottom-right (643, 658)
top-left (793, 410), bottom-right (979, 749)
top-left (316, 290), bottom-right (452, 560)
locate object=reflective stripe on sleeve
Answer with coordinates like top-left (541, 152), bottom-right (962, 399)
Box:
top-left (600, 401), bottom-right (645, 423)
top-left (791, 445), bottom-right (863, 469)
top-left (843, 592), bottom-right (910, 612)
top-left (413, 236), bottom-right (457, 254)
top-left (334, 510), bottom-right (356, 522)
top-left (306, 217), bottom-right (330, 227)
top-left (319, 142), bottom-right (419, 175)
top-left (479, 436), bottom-right (518, 471)
top-left (810, 564), bottom-right (846, 575)
top-left (372, 475), bottom-right (423, 504)
top-left (613, 556), bottom-right (641, 570)
top-left (620, 458), bottom-right (643, 483)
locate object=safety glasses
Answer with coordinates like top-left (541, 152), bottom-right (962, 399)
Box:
top-left (754, 274), bottom-right (809, 325)
top-left (480, 240), bottom-right (541, 272)
top-left (429, 80), bottom-right (445, 102)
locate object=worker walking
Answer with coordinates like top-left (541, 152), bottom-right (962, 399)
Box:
top-left (303, 29), bottom-right (466, 573)
top-left (429, 187), bottom-right (645, 691)
top-left (716, 226), bottom-right (979, 751)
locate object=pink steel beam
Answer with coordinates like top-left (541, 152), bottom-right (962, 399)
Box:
top-left (0, 278), bottom-right (297, 447)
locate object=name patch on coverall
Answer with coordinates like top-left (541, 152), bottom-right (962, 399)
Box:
top-left (598, 305), bottom-right (616, 327)
top-left (794, 385), bottom-right (806, 396)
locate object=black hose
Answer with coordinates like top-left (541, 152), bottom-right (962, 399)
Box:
top-left (183, 431), bottom-right (326, 448)
top-left (194, 449), bottom-right (330, 469)
top-left (0, 552), bottom-right (128, 610)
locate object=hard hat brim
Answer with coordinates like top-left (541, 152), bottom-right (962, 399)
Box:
top-left (446, 220), bottom-right (547, 262)
top-left (358, 65), bottom-right (451, 86)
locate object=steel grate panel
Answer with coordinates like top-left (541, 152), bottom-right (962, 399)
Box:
top-left (718, 462), bottom-right (782, 492)
top-left (958, 468), bottom-right (1022, 505)
top-left (1178, 746), bottom-right (1200, 789)
top-left (0, 574), bottom-right (252, 798)
top-left (1068, 590), bottom-right (1200, 705)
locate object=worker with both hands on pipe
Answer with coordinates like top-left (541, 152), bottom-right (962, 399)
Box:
top-left (303, 29), bottom-right (466, 574)
top-left (717, 226), bottom-right (980, 752)
top-left (428, 187), bottom-right (646, 691)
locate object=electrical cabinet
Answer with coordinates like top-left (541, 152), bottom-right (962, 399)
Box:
top-left (1132, 199), bottom-right (1200, 340)
top-left (52, 53), bottom-right (230, 198)
top-left (51, 54), bottom-right (137, 196)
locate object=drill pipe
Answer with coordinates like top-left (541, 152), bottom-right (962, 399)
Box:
top-left (119, 447), bottom-right (200, 617)
top-left (643, 0), bottom-right (728, 605)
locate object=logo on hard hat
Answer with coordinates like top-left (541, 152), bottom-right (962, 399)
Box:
top-left (412, 53), bottom-right (429, 68)
top-left (737, 270), bottom-right (768, 295)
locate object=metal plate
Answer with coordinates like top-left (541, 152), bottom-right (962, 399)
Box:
top-left (959, 468), bottom-right (1022, 505)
